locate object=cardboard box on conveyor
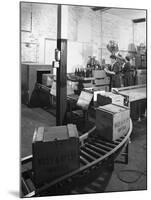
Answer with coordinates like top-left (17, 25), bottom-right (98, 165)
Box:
top-left (96, 104), bottom-right (130, 141)
top-left (32, 124), bottom-right (80, 186)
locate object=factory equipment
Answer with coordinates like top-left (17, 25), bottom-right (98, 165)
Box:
top-left (106, 40), bottom-right (119, 55)
top-left (21, 119), bottom-right (132, 197)
top-left (129, 43), bottom-right (147, 85)
top-left (135, 43), bottom-right (146, 69)
top-left (21, 64), bottom-right (53, 105)
top-left (136, 69), bottom-right (147, 85)
top-left (86, 56), bottom-right (101, 69)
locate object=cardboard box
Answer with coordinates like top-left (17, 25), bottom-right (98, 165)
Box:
top-left (42, 74), bottom-right (54, 86)
top-left (32, 124), bottom-right (80, 186)
top-left (96, 104), bottom-right (130, 141)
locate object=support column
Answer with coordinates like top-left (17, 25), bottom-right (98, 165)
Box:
top-left (56, 5), bottom-right (68, 126)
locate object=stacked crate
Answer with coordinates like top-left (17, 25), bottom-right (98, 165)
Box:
top-left (93, 70), bottom-right (110, 90)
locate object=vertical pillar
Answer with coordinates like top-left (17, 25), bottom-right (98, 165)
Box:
top-left (56, 5), bottom-right (68, 126)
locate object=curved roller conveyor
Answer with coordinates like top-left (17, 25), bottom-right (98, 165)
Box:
top-left (21, 119), bottom-right (133, 197)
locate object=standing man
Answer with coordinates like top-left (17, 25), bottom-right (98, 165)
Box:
top-left (104, 55), bottom-right (121, 90)
top-left (116, 53), bottom-right (125, 87)
top-left (122, 56), bottom-right (131, 87)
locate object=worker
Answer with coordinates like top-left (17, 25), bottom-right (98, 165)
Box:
top-left (116, 53), bottom-right (125, 87)
top-left (104, 54), bottom-right (121, 90)
top-left (122, 56), bottom-right (131, 87)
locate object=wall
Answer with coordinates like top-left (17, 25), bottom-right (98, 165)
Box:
top-left (101, 12), bottom-right (133, 63)
top-left (67, 7), bottom-right (134, 71)
top-left (21, 2), bottom-right (57, 64)
top-left (133, 21), bottom-right (146, 47)
top-left (67, 6), bottom-right (102, 72)
top-left (21, 3), bottom-right (102, 72)
top-left (21, 3), bottom-right (145, 72)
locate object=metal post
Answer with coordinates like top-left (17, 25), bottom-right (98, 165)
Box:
top-left (56, 5), bottom-right (67, 126)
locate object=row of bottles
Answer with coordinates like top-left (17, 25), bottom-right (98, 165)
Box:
top-left (75, 68), bottom-right (93, 78)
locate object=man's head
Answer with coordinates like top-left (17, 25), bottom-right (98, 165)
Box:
top-left (110, 55), bottom-right (117, 64)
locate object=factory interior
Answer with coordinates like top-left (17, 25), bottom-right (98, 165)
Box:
top-left (21, 2), bottom-right (147, 197)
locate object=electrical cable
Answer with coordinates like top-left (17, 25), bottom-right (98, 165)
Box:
top-left (116, 169), bottom-right (147, 184)
top-left (116, 139), bottom-right (147, 184)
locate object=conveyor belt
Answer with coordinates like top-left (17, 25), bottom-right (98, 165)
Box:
top-left (21, 119), bottom-right (132, 197)
top-left (113, 84), bottom-right (146, 102)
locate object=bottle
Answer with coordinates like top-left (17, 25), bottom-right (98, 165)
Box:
top-left (75, 68), bottom-right (77, 76)
top-left (77, 68), bottom-right (79, 76)
top-left (82, 69), bottom-right (84, 77)
top-left (84, 69), bottom-right (86, 77)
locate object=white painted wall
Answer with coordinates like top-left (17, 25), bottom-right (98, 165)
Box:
top-left (21, 3), bottom-right (146, 72)
top-left (134, 22), bottom-right (146, 46)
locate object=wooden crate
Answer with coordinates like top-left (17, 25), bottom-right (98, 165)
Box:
top-left (32, 124), bottom-right (80, 186)
top-left (97, 92), bottom-right (124, 106)
top-left (96, 104), bottom-right (130, 141)
top-left (93, 70), bottom-right (106, 79)
top-left (94, 77), bottom-right (110, 86)
top-left (97, 93), bottom-right (112, 106)
top-left (95, 78), bottom-right (106, 86)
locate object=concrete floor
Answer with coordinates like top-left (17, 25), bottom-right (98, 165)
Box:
top-left (21, 104), bottom-right (56, 157)
top-left (21, 104), bottom-right (147, 194)
top-left (105, 119), bottom-right (147, 192)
